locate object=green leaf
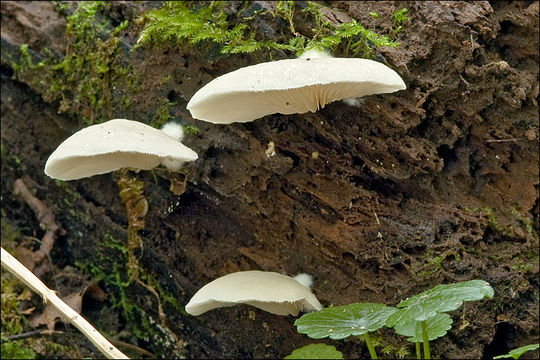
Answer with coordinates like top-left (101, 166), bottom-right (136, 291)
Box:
top-left (284, 344), bottom-right (344, 359)
top-left (493, 344), bottom-right (540, 359)
top-left (386, 280), bottom-right (494, 326)
top-left (295, 303), bottom-right (398, 340)
top-left (394, 313), bottom-right (453, 342)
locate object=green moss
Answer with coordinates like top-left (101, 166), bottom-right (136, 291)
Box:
top-left (101, 233), bottom-right (129, 256)
top-left (509, 207), bottom-right (536, 237)
top-left (510, 257), bottom-right (535, 274)
top-left (74, 233), bottom-right (145, 338)
top-left (411, 250), bottom-right (462, 279)
top-left (463, 245), bottom-right (482, 257)
top-left (140, 272), bottom-right (190, 317)
top-left (137, 2), bottom-right (250, 53)
top-left (76, 232), bottom-right (186, 354)
top-left (182, 124), bottom-right (200, 135)
top-left (1, 273), bottom-right (29, 336)
top-left (1, 265), bottom-right (70, 358)
top-left (11, 1), bottom-right (136, 124)
top-left (392, 8), bottom-right (408, 34)
top-left (1, 212), bottom-right (25, 252)
top-left (465, 206), bottom-right (537, 239)
top-left (50, 1), bottom-right (73, 15)
top-left (0, 228), bottom-right (36, 359)
top-left (54, 179), bottom-right (81, 208)
top-left (1, 337), bottom-right (37, 359)
top-left (380, 343), bottom-right (410, 359)
top-left (151, 99), bottom-right (178, 128)
top-left (137, 1), bottom-right (400, 59)
top-left (10, 44), bottom-right (45, 73)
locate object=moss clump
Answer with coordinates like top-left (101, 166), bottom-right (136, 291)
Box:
top-left (77, 232), bottom-right (186, 356)
top-left (1, 217), bottom-right (37, 359)
top-left (1, 271), bottom-right (37, 360)
top-left (410, 249), bottom-right (462, 280)
top-left (151, 99), bottom-right (178, 128)
top-left (137, 1), bottom-right (400, 59)
top-left (392, 8), bottom-right (408, 34)
top-left (137, 1), bottom-right (255, 53)
top-left (10, 1), bottom-right (136, 124)
top-left (182, 124), bottom-right (200, 135)
top-left (1, 338), bottom-right (37, 359)
top-left (465, 206), bottom-right (537, 239)
top-left (0, 218), bottom-right (74, 358)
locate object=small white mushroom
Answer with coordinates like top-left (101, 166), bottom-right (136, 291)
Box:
top-left (44, 119), bottom-right (198, 181)
top-left (187, 57), bottom-right (406, 124)
top-left (185, 270), bottom-right (323, 316)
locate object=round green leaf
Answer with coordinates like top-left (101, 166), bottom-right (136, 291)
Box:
top-left (386, 280), bottom-right (494, 326)
top-left (294, 303), bottom-right (398, 340)
top-left (284, 343), bottom-right (344, 359)
top-left (393, 312), bottom-right (453, 342)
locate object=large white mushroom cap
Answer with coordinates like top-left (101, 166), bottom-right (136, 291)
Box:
top-left (187, 57), bottom-right (406, 124)
top-left (185, 270), bottom-right (323, 316)
top-left (44, 119), bottom-right (198, 181)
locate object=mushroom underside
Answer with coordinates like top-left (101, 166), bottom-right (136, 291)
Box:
top-left (188, 82), bottom-right (401, 124)
top-left (45, 152), bottom-right (162, 181)
top-left (186, 299), bottom-right (311, 316)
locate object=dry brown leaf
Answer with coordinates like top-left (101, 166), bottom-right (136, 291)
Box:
top-left (28, 282), bottom-right (106, 331)
top-left (30, 291), bottom-right (84, 330)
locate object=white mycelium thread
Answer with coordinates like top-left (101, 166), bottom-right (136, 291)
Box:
top-left (293, 273), bottom-right (314, 289)
top-left (161, 121), bottom-right (185, 141)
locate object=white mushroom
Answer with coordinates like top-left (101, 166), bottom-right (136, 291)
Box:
top-left (185, 270), bottom-right (323, 316)
top-left (187, 57), bottom-right (406, 124)
top-left (44, 119), bottom-right (198, 181)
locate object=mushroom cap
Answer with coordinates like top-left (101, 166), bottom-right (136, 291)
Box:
top-left (44, 119), bottom-right (198, 181)
top-left (187, 57), bottom-right (406, 124)
top-left (185, 270), bottom-right (323, 316)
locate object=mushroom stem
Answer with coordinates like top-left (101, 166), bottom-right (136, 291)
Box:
top-left (1, 248), bottom-right (129, 359)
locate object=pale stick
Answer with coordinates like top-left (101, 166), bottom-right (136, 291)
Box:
top-left (1, 247), bottom-right (129, 359)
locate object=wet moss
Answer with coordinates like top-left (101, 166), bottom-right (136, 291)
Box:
top-left (464, 206), bottom-right (537, 239)
top-left (412, 250), bottom-right (462, 279)
top-left (137, 1), bottom-right (400, 59)
top-left (0, 217), bottom-right (75, 358)
top-left (76, 231), bottom-right (186, 356)
top-left (10, 1), bottom-right (137, 124)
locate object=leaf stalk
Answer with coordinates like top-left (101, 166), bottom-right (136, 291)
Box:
top-left (421, 320), bottom-right (431, 359)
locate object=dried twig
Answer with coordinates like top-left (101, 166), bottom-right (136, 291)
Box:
top-left (5, 329), bottom-right (63, 341)
top-left (485, 138), bottom-right (528, 143)
top-left (1, 247), bottom-right (129, 359)
top-left (12, 178), bottom-right (64, 276)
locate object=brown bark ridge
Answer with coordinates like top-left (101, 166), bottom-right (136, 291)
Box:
top-left (1, 1), bottom-right (538, 359)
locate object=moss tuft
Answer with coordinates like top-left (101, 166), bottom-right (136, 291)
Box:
top-left (137, 1), bottom-right (400, 59)
top-left (11, 1), bottom-right (136, 124)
